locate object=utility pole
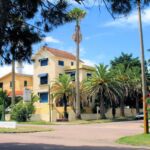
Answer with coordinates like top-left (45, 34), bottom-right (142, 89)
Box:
top-left (137, 0), bottom-right (149, 134)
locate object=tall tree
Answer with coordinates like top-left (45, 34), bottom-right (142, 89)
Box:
top-left (84, 64), bottom-right (120, 119)
top-left (111, 53), bottom-right (141, 70)
top-left (111, 64), bottom-right (131, 117)
top-left (0, 0), bottom-right (79, 105)
top-left (128, 67), bottom-right (141, 114)
top-left (69, 8), bottom-right (86, 119)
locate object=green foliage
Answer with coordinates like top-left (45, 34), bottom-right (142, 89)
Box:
top-left (69, 7), bottom-right (86, 21)
top-left (111, 53), bottom-right (141, 70)
top-left (10, 93), bottom-right (39, 122)
top-left (117, 134), bottom-right (150, 146)
top-left (84, 64), bottom-right (121, 119)
top-left (0, 105), bottom-right (2, 120)
top-left (0, 0), bottom-right (76, 65)
top-left (0, 89), bottom-right (9, 120)
top-left (11, 101), bottom-right (34, 122)
top-left (51, 74), bottom-right (74, 101)
top-left (51, 74), bottom-right (74, 119)
top-left (147, 98), bottom-right (150, 104)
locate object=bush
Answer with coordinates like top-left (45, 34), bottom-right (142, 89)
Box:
top-left (0, 89), bottom-right (9, 120)
top-left (10, 93), bottom-right (39, 122)
top-left (11, 101), bottom-right (35, 122)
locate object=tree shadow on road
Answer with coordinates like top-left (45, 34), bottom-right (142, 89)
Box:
top-left (0, 143), bottom-right (148, 150)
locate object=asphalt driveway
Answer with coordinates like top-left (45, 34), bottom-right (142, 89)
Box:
top-left (0, 120), bottom-right (149, 150)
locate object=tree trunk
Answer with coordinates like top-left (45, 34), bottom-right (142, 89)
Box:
top-left (11, 57), bottom-right (15, 106)
top-left (100, 91), bottom-right (106, 119)
top-left (120, 98), bottom-right (125, 117)
top-left (63, 94), bottom-right (68, 119)
top-left (112, 103), bottom-right (116, 119)
top-left (75, 20), bottom-right (81, 119)
top-left (136, 94), bottom-right (140, 114)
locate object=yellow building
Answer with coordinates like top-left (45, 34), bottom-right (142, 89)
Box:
top-left (0, 73), bottom-right (33, 97)
top-left (31, 46), bottom-right (95, 121)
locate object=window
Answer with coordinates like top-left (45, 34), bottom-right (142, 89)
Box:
top-left (38, 73), bottom-right (48, 85)
top-left (87, 73), bottom-right (92, 78)
top-left (0, 82), bottom-right (3, 89)
top-left (39, 58), bottom-right (48, 66)
top-left (10, 81), bottom-right (12, 88)
top-left (71, 62), bottom-right (74, 66)
top-left (58, 60), bottom-right (64, 66)
top-left (66, 72), bottom-right (75, 81)
top-left (39, 92), bottom-right (48, 103)
top-left (24, 80), bottom-right (27, 87)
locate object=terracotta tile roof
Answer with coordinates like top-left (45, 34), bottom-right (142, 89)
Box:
top-left (44, 46), bottom-right (79, 61)
top-left (8, 91), bottom-right (23, 97)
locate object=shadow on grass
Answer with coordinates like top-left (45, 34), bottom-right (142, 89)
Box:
top-left (0, 143), bottom-right (148, 150)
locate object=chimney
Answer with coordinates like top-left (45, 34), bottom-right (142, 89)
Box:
top-left (16, 61), bottom-right (24, 74)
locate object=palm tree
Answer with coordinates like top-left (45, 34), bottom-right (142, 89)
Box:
top-left (129, 67), bottom-right (141, 114)
top-left (84, 64), bottom-right (120, 119)
top-left (51, 74), bottom-right (74, 119)
top-left (69, 8), bottom-right (86, 119)
top-left (111, 64), bottom-right (132, 117)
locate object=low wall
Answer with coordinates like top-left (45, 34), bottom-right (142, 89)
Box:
top-left (81, 108), bottom-right (143, 120)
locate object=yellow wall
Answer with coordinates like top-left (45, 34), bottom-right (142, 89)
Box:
top-left (0, 73), bottom-right (33, 92)
top-left (33, 49), bottom-right (56, 94)
top-left (32, 47), bottom-right (95, 122)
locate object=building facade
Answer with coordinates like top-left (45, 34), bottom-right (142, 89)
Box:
top-left (31, 46), bottom-right (94, 121)
top-left (0, 73), bottom-right (33, 97)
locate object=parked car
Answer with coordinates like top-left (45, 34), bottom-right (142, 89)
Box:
top-left (135, 112), bottom-right (144, 120)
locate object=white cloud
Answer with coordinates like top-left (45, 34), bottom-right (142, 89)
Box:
top-left (0, 63), bottom-right (33, 78)
top-left (43, 36), bottom-right (62, 44)
top-left (82, 58), bottom-right (96, 66)
top-left (104, 8), bottom-right (150, 28)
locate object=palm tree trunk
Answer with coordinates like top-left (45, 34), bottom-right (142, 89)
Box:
top-left (100, 90), bottom-right (106, 119)
top-left (120, 98), bottom-right (125, 117)
top-left (112, 103), bottom-right (116, 119)
top-left (75, 20), bottom-right (81, 119)
top-left (135, 91), bottom-right (140, 114)
top-left (136, 98), bottom-right (140, 114)
top-left (63, 94), bottom-right (68, 119)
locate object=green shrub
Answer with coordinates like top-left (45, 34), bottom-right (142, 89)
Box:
top-left (10, 93), bottom-right (39, 122)
top-left (11, 101), bottom-right (35, 122)
top-left (147, 97), bottom-right (150, 104)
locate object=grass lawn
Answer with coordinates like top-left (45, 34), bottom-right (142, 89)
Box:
top-left (19, 116), bottom-right (135, 125)
top-left (117, 134), bottom-right (150, 146)
top-left (0, 126), bottom-right (52, 133)
top-left (19, 120), bottom-right (111, 125)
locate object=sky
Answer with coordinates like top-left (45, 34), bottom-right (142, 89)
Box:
top-left (0, 1), bottom-right (150, 77)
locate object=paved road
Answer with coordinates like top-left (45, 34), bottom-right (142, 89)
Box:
top-left (0, 121), bottom-right (149, 150)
